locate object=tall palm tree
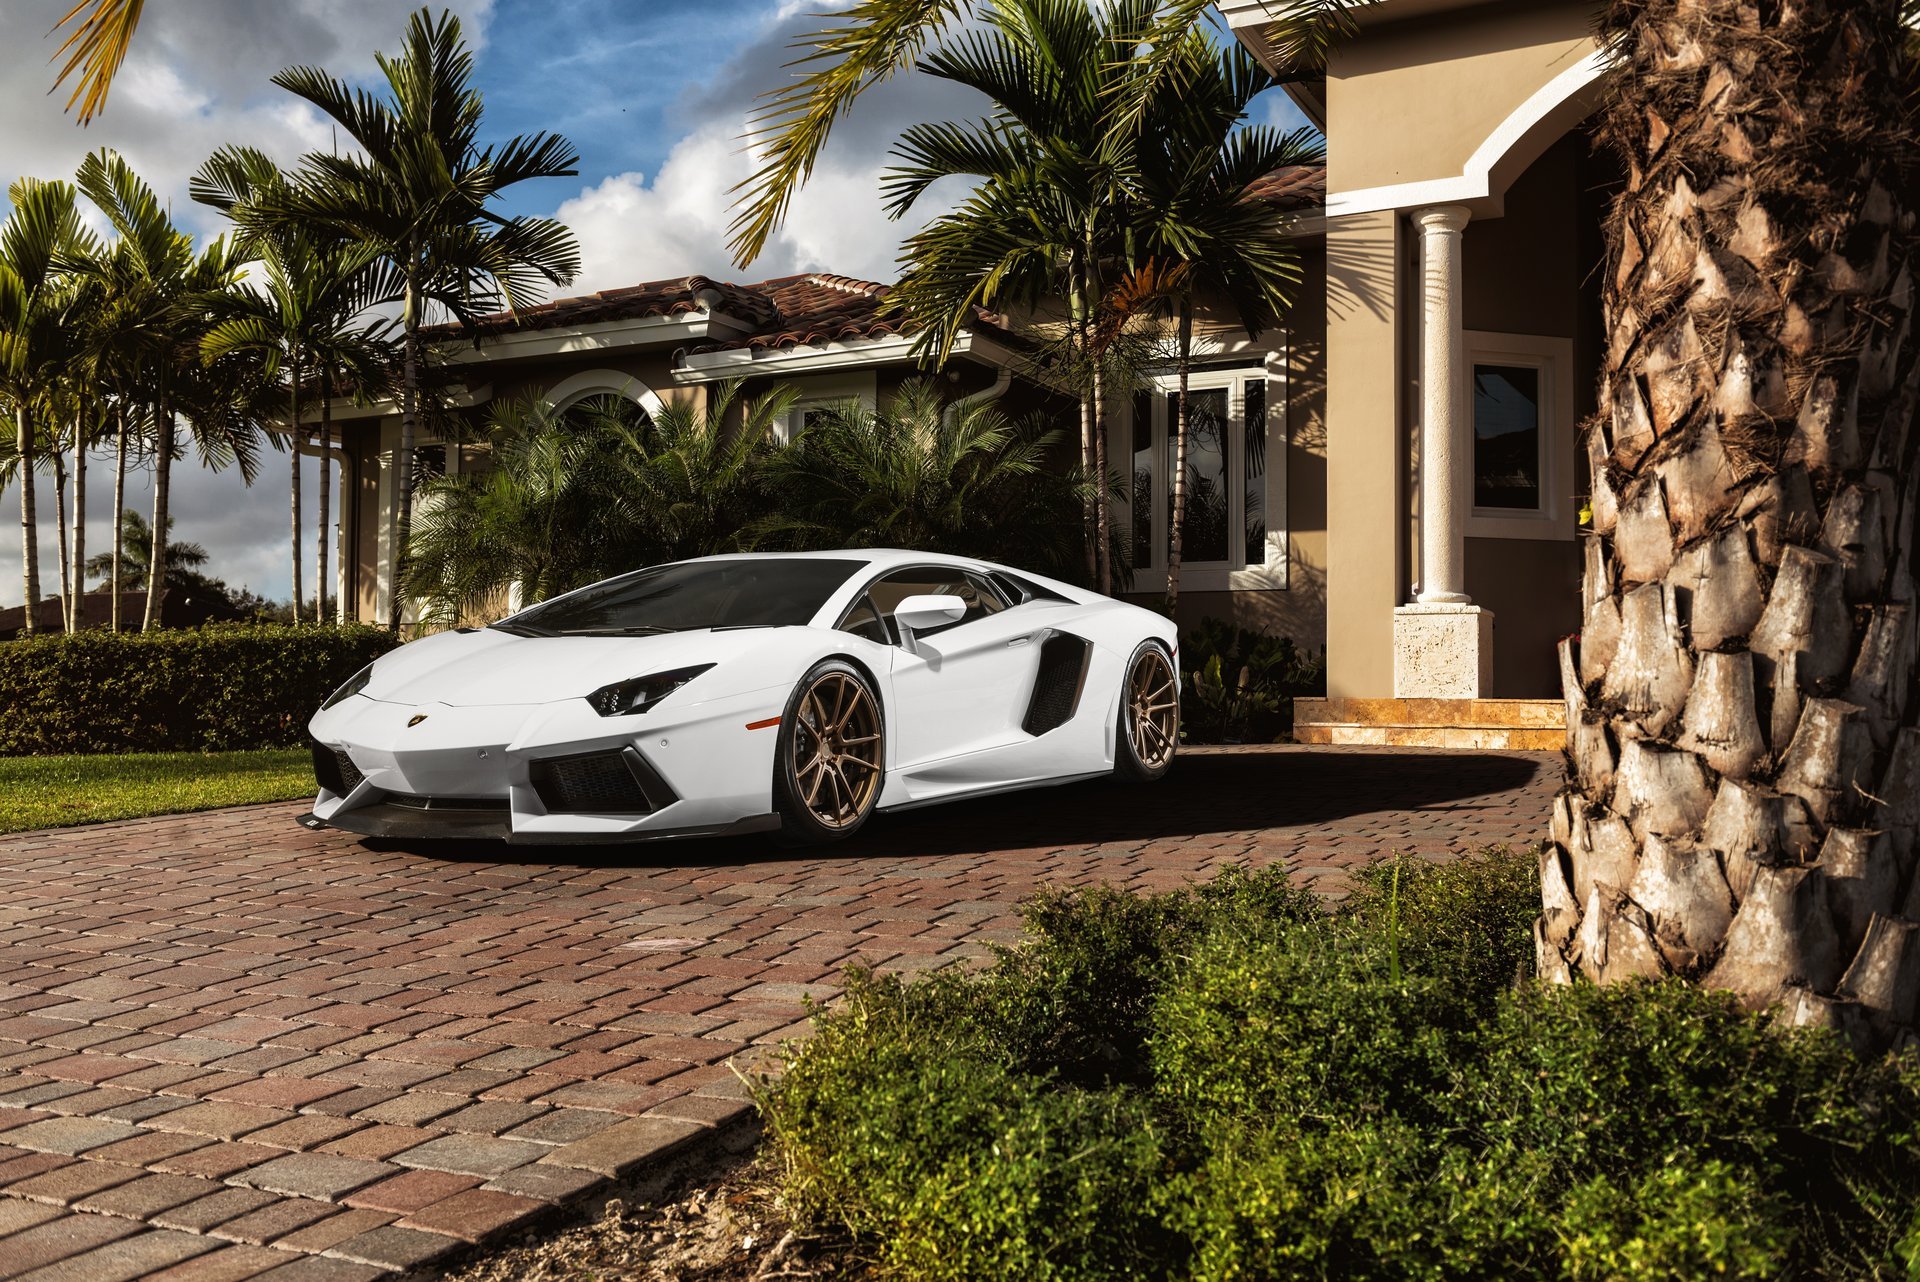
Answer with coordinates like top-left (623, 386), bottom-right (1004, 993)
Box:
top-left (882, 0), bottom-right (1165, 595)
top-left (264, 7), bottom-right (580, 630)
top-left (727, 0), bottom-right (1363, 268)
top-left (0, 179), bottom-right (94, 636)
top-left (73, 149), bottom-right (246, 631)
top-left (1536, 0), bottom-right (1920, 1043)
top-left (1128, 30), bottom-right (1322, 611)
top-left (194, 146), bottom-right (391, 624)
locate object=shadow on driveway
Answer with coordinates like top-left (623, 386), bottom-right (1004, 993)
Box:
top-left (367, 748), bottom-right (1551, 868)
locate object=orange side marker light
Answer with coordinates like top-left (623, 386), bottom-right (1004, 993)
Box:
top-left (745, 716), bottom-right (781, 730)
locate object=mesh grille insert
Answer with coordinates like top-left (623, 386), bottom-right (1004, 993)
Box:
top-left (311, 740), bottom-right (364, 795)
top-left (529, 750), bottom-right (658, 814)
top-left (1022, 633), bottom-right (1091, 736)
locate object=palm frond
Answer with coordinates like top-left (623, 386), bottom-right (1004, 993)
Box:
top-left (47, 0), bottom-right (144, 125)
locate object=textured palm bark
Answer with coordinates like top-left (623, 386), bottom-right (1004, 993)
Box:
top-left (1541, 0), bottom-right (1920, 1049)
top-left (17, 405), bottom-right (38, 637)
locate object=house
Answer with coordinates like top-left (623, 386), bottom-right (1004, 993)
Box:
top-left (322, 0), bottom-right (1599, 749)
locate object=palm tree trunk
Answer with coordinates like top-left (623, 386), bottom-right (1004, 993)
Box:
top-left (1168, 296), bottom-right (1194, 614)
top-left (289, 356), bottom-right (303, 624)
top-left (317, 370), bottom-right (331, 626)
top-left (1539, 0), bottom-right (1920, 1047)
top-left (393, 274), bottom-right (421, 633)
top-left (51, 443), bottom-right (70, 634)
top-left (17, 405), bottom-right (38, 637)
top-left (71, 406), bottom-right (86, 631)
top-left (110, 407), bottom-right (126, 633)
top-left (142, 394), bottom-right (171, 632)
top-left (1091, 348), bottom-right (1112, 596)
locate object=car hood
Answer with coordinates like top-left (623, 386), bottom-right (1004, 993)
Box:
top-left (361, 626), bottom-right (797, 708)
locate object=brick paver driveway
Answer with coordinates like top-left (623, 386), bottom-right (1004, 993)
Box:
top-left (0, 745), bottom-right (1555, 1279)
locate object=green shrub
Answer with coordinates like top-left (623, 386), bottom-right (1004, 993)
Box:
top-left (0, 624), bottom-right (398, 754)
top-left (1178, 619), bottom-right (1326, 744)
top-left (759, 849), bottom-right (1920, 1281)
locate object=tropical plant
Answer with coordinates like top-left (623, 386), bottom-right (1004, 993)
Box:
top-left (612, 381), bottom-right (796, 565)
top-left (1126, 32), bottom-right (1321, 611)
top-left (46, 0), bottom-right (144, 125)
top-left (756, 377), bottom-right (1090, 582)
top-left (0, 178), bottom-right (96, 636)
top-left (1536, 0), bottom-right (1920, 1042)
top-left (193, 146), bottom-right (392, 625)
top-left (82, 508), bottom-right (206, 592)
top-left (263, 7), bottom-right (580, 629)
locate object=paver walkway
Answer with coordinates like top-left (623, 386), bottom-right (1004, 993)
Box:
top-left (0, 744), bottom-right (1556, 1279)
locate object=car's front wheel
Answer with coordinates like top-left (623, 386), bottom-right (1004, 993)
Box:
top-left (1115, 641), bottom-right (1179, 782)
top-left (773, 660), bottom-right (886, 844)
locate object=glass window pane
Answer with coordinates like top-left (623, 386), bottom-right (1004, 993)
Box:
top-left (1473, 364), bottom-right (1541, 510)
top-left (1131, 391), bottom-right (1152, 571)
top-left (1169, 388), bottom-right (1230, 564)
top-left (1244, 379), bottom-right (1266, 566)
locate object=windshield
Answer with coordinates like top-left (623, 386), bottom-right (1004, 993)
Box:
top-left (497, 558), bottom-right (864, 636)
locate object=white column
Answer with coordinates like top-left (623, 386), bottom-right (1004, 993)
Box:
top-left (1415, 205), bottom-right (1472, 604)
top-left (1393, 205), bottom-right (1492, 699)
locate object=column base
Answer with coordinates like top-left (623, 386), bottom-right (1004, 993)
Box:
top-left (1393, 602), bottom-right (1494, 699)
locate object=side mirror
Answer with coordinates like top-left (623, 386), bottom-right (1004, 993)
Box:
top-left (892, 594), bottom-right (967, 653)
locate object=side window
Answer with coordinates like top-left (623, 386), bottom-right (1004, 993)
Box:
top-left (837, 595), bottom-right (890, 644)
top-left (857, 568), bottom-right (1010, 643)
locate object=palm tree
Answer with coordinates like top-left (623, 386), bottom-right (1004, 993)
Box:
top-left (1536, 0), bottom-right (1920, 1043)
top-left (757, 377), bottom-right (1085, 581)
top-left (264, 7), bottom-right (580, 630)
top-left (46, 0), bottom-right (145, 124)
top-left (70, 149), bottom-right (228, 631)
top-left (728, 0), bottom-right (1362, 268)
top-left (0, 178), bottom-right (94, 636)
top-left (84, 508), bottom-right (206, 592)
top-left (882, 0), bottom-right (1166, 595)
top-left (1127, 30), bottom-right (1322, 611)
top-left (194, 146), bottom-right (391, 625)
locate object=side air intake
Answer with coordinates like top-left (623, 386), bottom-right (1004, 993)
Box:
top-left (311, 740), bottom-right (364, 795)
top-left (1022, 633), bottom-right (1093, 736)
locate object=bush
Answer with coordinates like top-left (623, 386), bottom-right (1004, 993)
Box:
top-left (1179, 619), bottom-right (1325, 744)
top-left (0, 624), bottom-right (398, 754)
top-left (758, 848), bottom-right (1920, 1281)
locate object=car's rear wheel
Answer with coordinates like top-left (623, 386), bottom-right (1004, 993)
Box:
top-left (773, 660), bottom-right (885, 844)
top-left (1116, 642), bottom-right (1178, 782)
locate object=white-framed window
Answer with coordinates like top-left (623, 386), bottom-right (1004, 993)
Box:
top-left (781, 371), bottom-right (878, 442)
top-left (1115, 352), bottom-right (1288, 593)
top-left (1461, 330), bottom-right (1575, 541)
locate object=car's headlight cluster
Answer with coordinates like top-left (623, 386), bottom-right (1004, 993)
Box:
top-left (588, 664), bottom-right (715, 717)
top-left (320, 663), bottom-right (376, 710)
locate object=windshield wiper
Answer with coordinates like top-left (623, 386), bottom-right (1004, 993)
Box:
top-left (556, 625), bottom-right (680, 637)
top-left (489, 621), bottom-right (557, 638)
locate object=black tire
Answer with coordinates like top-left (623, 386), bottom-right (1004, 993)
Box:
top-left (773, 659), bottom-right (886, 844)
top-left (1115, 641), bottom-right (1179, 783)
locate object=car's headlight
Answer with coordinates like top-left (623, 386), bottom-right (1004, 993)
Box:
top-left (320, 663), bottom-right (376, 710)
top-left (588, 664), bottom-right (715, 717)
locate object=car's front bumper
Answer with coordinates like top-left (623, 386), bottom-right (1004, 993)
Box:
top-left (304, 681), bottom-right (790, 844)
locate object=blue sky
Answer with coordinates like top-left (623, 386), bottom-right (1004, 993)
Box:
top-left (0, 0), bottom-right (1317, 609)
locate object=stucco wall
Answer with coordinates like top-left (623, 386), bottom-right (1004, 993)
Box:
top-left (1325, 0), bottom-right (1596, 196)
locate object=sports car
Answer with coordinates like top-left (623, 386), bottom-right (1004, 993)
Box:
top-left (301, 550), bottom-right (1180, 845)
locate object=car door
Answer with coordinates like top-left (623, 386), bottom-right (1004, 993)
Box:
top-left (854, 567), bottom-right (1048, 774)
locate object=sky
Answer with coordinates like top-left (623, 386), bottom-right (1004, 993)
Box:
top-left (0, 0), bottom-right (1315, 610)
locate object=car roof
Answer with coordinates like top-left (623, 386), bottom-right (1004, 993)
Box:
top-left (675, 549), bottom-right (990, 572)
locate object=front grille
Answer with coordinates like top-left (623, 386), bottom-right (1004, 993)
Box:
top-left (529, 749), bottom-right (674, 814)
top-left (311, 740), bottom-right (364, 795)
top-left (1022, 633), bottom-right (1092, 736)
top-left (387, 793), bottom-right (510, 812)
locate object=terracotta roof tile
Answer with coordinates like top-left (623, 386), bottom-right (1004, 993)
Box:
top-left (1244, 165), bottom-right (1325, 210)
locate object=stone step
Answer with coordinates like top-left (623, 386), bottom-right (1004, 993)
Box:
top-left (1292, 697), bottom-right (1565, 751)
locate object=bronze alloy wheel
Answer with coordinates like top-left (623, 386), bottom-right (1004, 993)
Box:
top-left (793, 669), bottom-right (884, 829)
top-left (1127, 647), bottom-right (1179, 771)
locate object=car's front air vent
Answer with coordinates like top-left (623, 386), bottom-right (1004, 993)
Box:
top-left (311, 740), bottom-right (364, 795)
top-left (1022, 633), bottom-right (1093, 736)
top-left (386, 793), bottom-right (509, 812)
top-left (528, 748), bottom-right (677, 814)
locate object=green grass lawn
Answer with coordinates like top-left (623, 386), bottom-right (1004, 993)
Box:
top-left (0, 750), bottom-right (314, 835)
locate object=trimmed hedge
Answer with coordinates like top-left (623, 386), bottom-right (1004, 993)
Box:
top-left (0, 624), bottom-right (399, 755)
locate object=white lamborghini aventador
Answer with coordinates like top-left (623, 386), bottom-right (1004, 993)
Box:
top-left (303, 550), bottom-right (1180, 845)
